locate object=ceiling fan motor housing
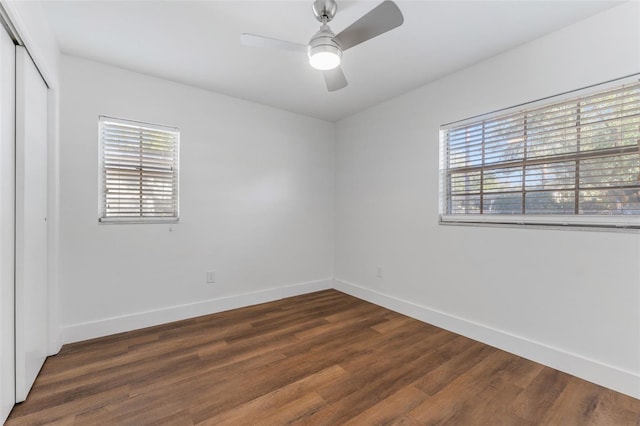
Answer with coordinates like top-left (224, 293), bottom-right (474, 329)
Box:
top-left (313, 0), bottom-right (338, 23)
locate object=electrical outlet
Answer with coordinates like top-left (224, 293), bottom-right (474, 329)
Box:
top-left (206, 271), bottom-right (216, 284)
top-left (376, 266), bottom-right (383, 278)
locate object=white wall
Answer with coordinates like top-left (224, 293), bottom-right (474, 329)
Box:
top-left (334, 2), bottom-right (640, 398)
top-left (59, 56), bottom-right (335, 342)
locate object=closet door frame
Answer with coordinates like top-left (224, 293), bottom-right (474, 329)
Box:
top-left (0, 2), bottom-right (58, 418)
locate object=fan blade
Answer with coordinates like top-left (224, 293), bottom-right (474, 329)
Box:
top-left (240, 33), bottom-right (307, 53)
top-left (334, 1), bottom-right (404, 51)
top-left (324, 66), bottom-right (348, 92)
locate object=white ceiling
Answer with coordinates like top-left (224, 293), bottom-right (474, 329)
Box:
top-left (41, 0), bottom-right (622, 122)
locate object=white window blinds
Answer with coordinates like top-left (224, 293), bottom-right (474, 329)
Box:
top-left (440, 81), bottom-right (640, 229)
top-left (99, 116), bottom-right (179, 223)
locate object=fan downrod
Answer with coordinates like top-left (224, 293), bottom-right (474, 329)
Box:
top-left (313, 0), bottom-right (337, 23)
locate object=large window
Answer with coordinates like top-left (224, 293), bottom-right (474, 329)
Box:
top-left (99, 116), bottom-right (179, 223)
top-left (440, 80), bottom-right (640, 229)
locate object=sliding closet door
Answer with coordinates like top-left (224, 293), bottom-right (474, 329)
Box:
top-left (0, 25), bottom-right (15, 421)
top-left (15, 46), bottom-right (48, 402)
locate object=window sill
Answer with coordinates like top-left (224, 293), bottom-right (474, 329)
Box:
top-left (440, 214), bottom-right (640, 232)
top-left (98, 217), bottom-right (179, 225)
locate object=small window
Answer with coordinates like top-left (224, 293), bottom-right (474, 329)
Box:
top-left (99, 116), bottom-right (179, 223)
top-left (440, 80), bottom-right (640, 229)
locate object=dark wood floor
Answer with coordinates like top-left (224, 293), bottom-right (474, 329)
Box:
top-left (6, 289), bottom-right (640, 425)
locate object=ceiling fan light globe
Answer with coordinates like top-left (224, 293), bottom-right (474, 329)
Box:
top-left (308, 45), bottom-right (342, 70)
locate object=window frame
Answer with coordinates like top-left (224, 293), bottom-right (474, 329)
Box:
top-left (98, 116), bottom-right (180, 224)
top-left (439, 76), bottom-right (640, 231)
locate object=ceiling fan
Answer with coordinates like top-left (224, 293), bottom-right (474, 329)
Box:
top-left (240, 0), bottom-right (404, 92)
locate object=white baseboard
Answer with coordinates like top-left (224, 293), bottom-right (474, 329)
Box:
top-left (334, 278), bottom-right (640, 400)
top-left (61, 278), bottom-right (332, 344)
